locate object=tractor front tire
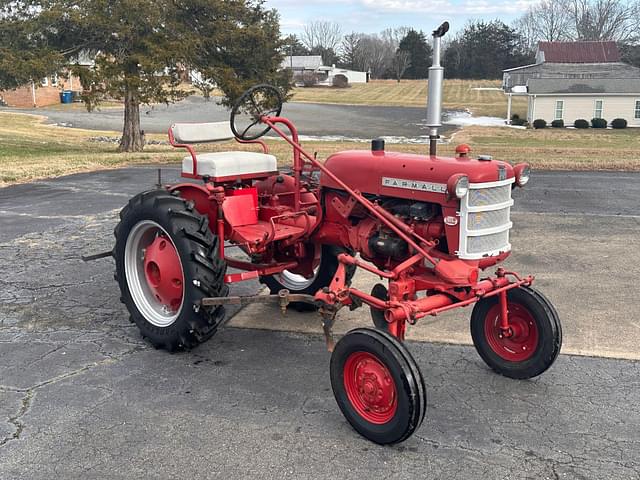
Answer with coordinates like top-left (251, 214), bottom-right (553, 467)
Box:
top-left (470, 286), bottom-right (562, 379)
top-left (114, 189), bottom-right (228, 351)
top-left (330, 328), bottom-right (427, 444)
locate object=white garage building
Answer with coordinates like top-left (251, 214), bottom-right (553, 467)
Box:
top-left (281, 56), bottom-right (368, 86)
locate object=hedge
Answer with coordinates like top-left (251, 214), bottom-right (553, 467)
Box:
top-left (611, 118), bottom-right (628, 129)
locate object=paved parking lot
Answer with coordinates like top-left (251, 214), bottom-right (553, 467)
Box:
top-left (1, 167), bottom-right (639, 478)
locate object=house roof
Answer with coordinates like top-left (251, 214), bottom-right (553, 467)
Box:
top-left (528, 77), bottom-right (640, 94)
top-left (504, 62), bottom-right (640, 78)
top-left (281, 55), bottom-right (323, 70)
top-left (538, 41), bottom-right (620, 63)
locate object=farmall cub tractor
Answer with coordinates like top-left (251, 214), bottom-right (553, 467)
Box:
top-left (111, 23), bottom-right (562, 444)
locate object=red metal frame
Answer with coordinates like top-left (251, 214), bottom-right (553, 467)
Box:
top-left (166, 113), bottom-right (533, 342)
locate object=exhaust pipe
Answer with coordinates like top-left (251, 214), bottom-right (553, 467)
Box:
top-left (426, 21), bottom-right (449, 156)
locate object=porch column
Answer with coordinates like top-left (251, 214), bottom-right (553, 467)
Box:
top-left (506, 93), bottom-right (512, 123)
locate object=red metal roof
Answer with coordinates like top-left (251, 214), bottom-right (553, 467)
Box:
top-left (538, 41), bottom-right (620, 63)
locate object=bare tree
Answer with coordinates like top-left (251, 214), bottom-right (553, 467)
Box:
top-left (515, 0), bottom-right (639, 44)
top-left (513, 11), bottom-right (538, 52)
top-left (381, 26), bottom-right (411, 48)
top-left (340, 32), bottom-right (363, 69)
top-left (357, 34), bottom-right (395, 78)
top-left (536, 0), bottom-right (572, 41)
top-left (566, 0), bottom-right (638, 41)
top-left (514, 0), bottom-right (571, 49)
top-left (392, 49), bottom-right (411, 82)
top-left (301, 20), bottom-right (343, 51)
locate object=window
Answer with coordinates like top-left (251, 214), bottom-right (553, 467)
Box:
top-left (51, 74), bottom-right (58, 87)
top-left (554, 100), bottom-right (564, 120)
top-left (635, 100), bottom-right (640, 119)
top-left (40, 77), bottom-right (49, 87)
top-left (594, 100), bottom-right (603, 119)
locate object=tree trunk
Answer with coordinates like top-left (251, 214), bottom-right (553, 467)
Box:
top-left (118, 84), bottom-right (145, 152)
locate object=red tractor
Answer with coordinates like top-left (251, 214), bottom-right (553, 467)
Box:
top-left (111, 23), bottom-right (561, 444)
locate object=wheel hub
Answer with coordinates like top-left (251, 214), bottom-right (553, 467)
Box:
top-left (143, 235), bottom-right (184, 313)
top-left (344, 352), bottom-right (397, 424)
top-left (485, 303), bottom-right (538, 361)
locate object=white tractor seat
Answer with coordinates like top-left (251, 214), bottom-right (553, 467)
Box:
top-left (169, 122), bottom-right (277, 179)
top-left (182, 152), bottom-right (277, 178)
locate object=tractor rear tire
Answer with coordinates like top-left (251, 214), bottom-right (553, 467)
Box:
top-left (330, 328), bottom-right (426, 444)
top-left (470, 286), bottom-right (562, 379)
top-left (114, 189), bottom-right (228, 351)
top-left (260, 245), bottom-right (356, 311)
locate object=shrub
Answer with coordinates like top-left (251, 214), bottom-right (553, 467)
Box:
top-left (591, 118), bottom-right (607, 129)
top-left (611, 118), bottom-right (628, 129)
top-left (551, 119), bottom-right (564, 128)
top-left (511, 114), bottom-right (527, 126)
top-left (574, 119), bottom-right (590, 129)
top-left (332, 74), bottom-right (349, 88)
top-left (300, 71), bottom-right (319, 87)
top-left (533, 119), bottom-right (547, 129)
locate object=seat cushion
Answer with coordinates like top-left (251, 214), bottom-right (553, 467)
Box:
top-left (171, 122), bottom-right (233, 144)
top-left (183, 152), bottom-right (277, 178)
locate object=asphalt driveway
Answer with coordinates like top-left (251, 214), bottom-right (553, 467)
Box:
top-left (1, 167), bottom-right (639, 478)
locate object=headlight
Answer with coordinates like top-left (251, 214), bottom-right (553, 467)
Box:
top-left (455, 176), bottom-right (469, 198)
top-left (514, 163), bottom-right (531, 187)
top-left (447, 174), bottom-right (469, 199)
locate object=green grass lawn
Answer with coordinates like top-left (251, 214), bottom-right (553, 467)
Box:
top-left (1, 112), bottom-right (638, 186)
top-left (291, 79), bottom-right (528, 118)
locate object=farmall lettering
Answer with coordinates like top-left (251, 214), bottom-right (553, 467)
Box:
top-left (103, 21), bottom-right (560, 447)
top-left (382, 177), bottom-right (447, 193)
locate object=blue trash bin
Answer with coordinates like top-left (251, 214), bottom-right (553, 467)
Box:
top-left (60, 91), bottom-right (73, 104)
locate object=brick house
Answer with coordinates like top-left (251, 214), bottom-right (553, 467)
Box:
top-left (0, 73), bottom-right (84, 108)
top-left (1, 53), bottom-right (94, 108)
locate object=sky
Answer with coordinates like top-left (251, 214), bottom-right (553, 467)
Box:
top-left (265, 0), bottom-right (537, 36)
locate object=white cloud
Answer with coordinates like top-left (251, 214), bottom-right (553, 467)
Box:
top-left (360, 0), bottom-right (537, 15)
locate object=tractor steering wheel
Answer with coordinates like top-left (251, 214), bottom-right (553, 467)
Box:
top-left (230, 84), bottom-right (283, 141)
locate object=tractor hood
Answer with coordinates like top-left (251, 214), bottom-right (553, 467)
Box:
top-left (320, 150), bottom-right (515, 200)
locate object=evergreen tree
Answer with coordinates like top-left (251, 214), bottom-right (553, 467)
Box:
top-left (0, 0), bottom-right (290, 152)
top-left (398, 30), bottom-right (432, 79)
top-left (443, 20), bottom-right (533, 79)
top-left (282, 35), bottom-right (310, 56)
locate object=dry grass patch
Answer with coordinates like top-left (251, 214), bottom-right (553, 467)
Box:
top-left (291, 79), bottom-right (527, 118)
top-left (0, 113), bottom-right (177, 185)
top-left (454, 126), bottom-right (640, 170)
top-left (1, 112), bottom-right (638, 187)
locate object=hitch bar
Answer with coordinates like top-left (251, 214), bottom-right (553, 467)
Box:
top-left (200, 289), bottom-right (318, 314)
top-left (81, 251), bottom-right (113, 262)
top-left (201, 290), bottom-right (339, 351)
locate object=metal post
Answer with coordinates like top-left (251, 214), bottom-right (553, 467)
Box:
top-left (425, 22), bottom-right (449, 156)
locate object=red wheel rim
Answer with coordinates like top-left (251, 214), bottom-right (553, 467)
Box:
top-left (143, 234), bottom-right (184, 313)
top-left (484, 302), bottom-right (538, 361)
top-left (343, 351), bottom-right (398, 424)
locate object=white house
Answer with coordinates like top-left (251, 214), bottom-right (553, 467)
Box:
top-left (503, 41), bottom-right (640, 126)
top-left (281, 55), bottom-right (368, 86)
